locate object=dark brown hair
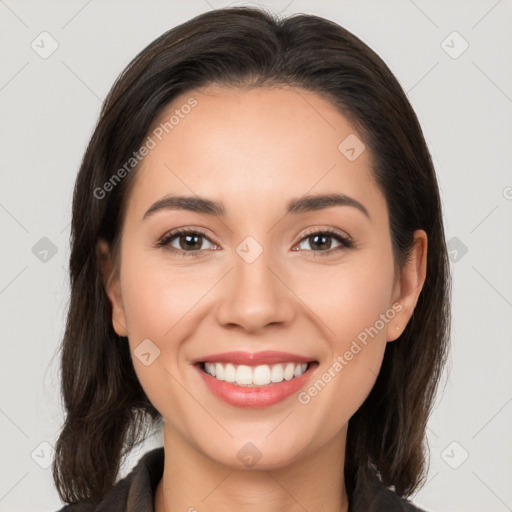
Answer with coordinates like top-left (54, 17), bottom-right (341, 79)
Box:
top-left (53, 6), bottom-right (450, 505)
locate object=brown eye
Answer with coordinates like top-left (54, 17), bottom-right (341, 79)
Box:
top-left (175, 232), bottom-right (204, 251)
top-left (158, 229), bottom-right (216, 256)
top-left (296, 229), bottom-right (353, 255)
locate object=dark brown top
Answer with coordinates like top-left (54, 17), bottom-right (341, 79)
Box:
top-left (57, 447), bottom-right (428, 512)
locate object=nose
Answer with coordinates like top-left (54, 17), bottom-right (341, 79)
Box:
top-left (215, 248), bottom-right (296, 334)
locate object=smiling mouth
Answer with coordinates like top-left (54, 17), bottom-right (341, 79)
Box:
top-left (198, 361), bottom-right (317, 387)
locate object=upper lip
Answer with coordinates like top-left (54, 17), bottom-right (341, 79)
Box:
top-left (192, 351), bottom-right (315, 366)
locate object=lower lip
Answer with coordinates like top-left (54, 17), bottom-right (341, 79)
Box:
top-left (196, 363), bottom-right (318, 408)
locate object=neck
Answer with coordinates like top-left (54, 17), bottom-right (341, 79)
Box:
top-left (154, 423), bottom-right (349, 512)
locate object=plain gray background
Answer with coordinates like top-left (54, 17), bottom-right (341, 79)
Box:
top-left (1, 1), bottom-right (511, 511)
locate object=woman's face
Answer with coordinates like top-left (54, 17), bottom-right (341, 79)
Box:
top-left (102, 85), bottom-right (426, 469)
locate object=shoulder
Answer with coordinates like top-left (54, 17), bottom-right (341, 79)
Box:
top-left (55, 447), bottom-right (165, 512)
top-left (350, 469), bottom-right (429, 512)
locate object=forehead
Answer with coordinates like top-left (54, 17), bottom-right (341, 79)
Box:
top-left (127, 85), bottom-right (385, 221)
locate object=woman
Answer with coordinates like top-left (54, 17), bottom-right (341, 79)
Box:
top-left (53, 6), bottom-right (450, 512)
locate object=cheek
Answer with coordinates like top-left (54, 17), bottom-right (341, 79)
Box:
top-left (119, 284), bottom-right (190, 436)
top-left (296, 250), bottom-right (396, 351)
top-left (121, 255), bottom-right (213, 341)
top-left (118, 249), bottom-right (218, 419)
top-left (293, 250), bottom-right (395, 418)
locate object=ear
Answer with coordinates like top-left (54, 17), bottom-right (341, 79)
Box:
top-left (96, 238), bottom-right (128, 337)
top-left (386, 229), bottom-right (427, 342)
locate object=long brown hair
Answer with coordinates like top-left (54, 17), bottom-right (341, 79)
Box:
top-left (53, 6), bottom-right (451, 505)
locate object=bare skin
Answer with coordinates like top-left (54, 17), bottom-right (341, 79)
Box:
top-left (98, 85), bottom-right (427, 512)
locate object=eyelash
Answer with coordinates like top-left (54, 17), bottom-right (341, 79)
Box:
top-left (156, 227), bottom-right (354, 258)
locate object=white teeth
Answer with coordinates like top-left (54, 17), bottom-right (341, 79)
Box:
top-left (203, 361), bottom-right (309, 386)
top-left (235, 365), bottom-right (253, 385)
top-left (284, 363), bottom-right (295, 381)
top-left (205, 362), bottom-right (216, 377)
top-left (215, 363), bottom-right (224, 380)
top-left (271, 364), bottom-right (284, 383)
top-left (253, 365), bottom-right (271, 386)
top-left (224, 363), bottom-right (236, 382)
top-left (295, 363), bottom-right (308, 378)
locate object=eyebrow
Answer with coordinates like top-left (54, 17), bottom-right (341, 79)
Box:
top-left (143, 192), bottom-right (370, 220)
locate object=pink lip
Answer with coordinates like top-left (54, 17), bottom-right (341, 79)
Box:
top-left (194, 360), bottom-right (319, 408)
top-left (192, 350), bottom-right (314, 366)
